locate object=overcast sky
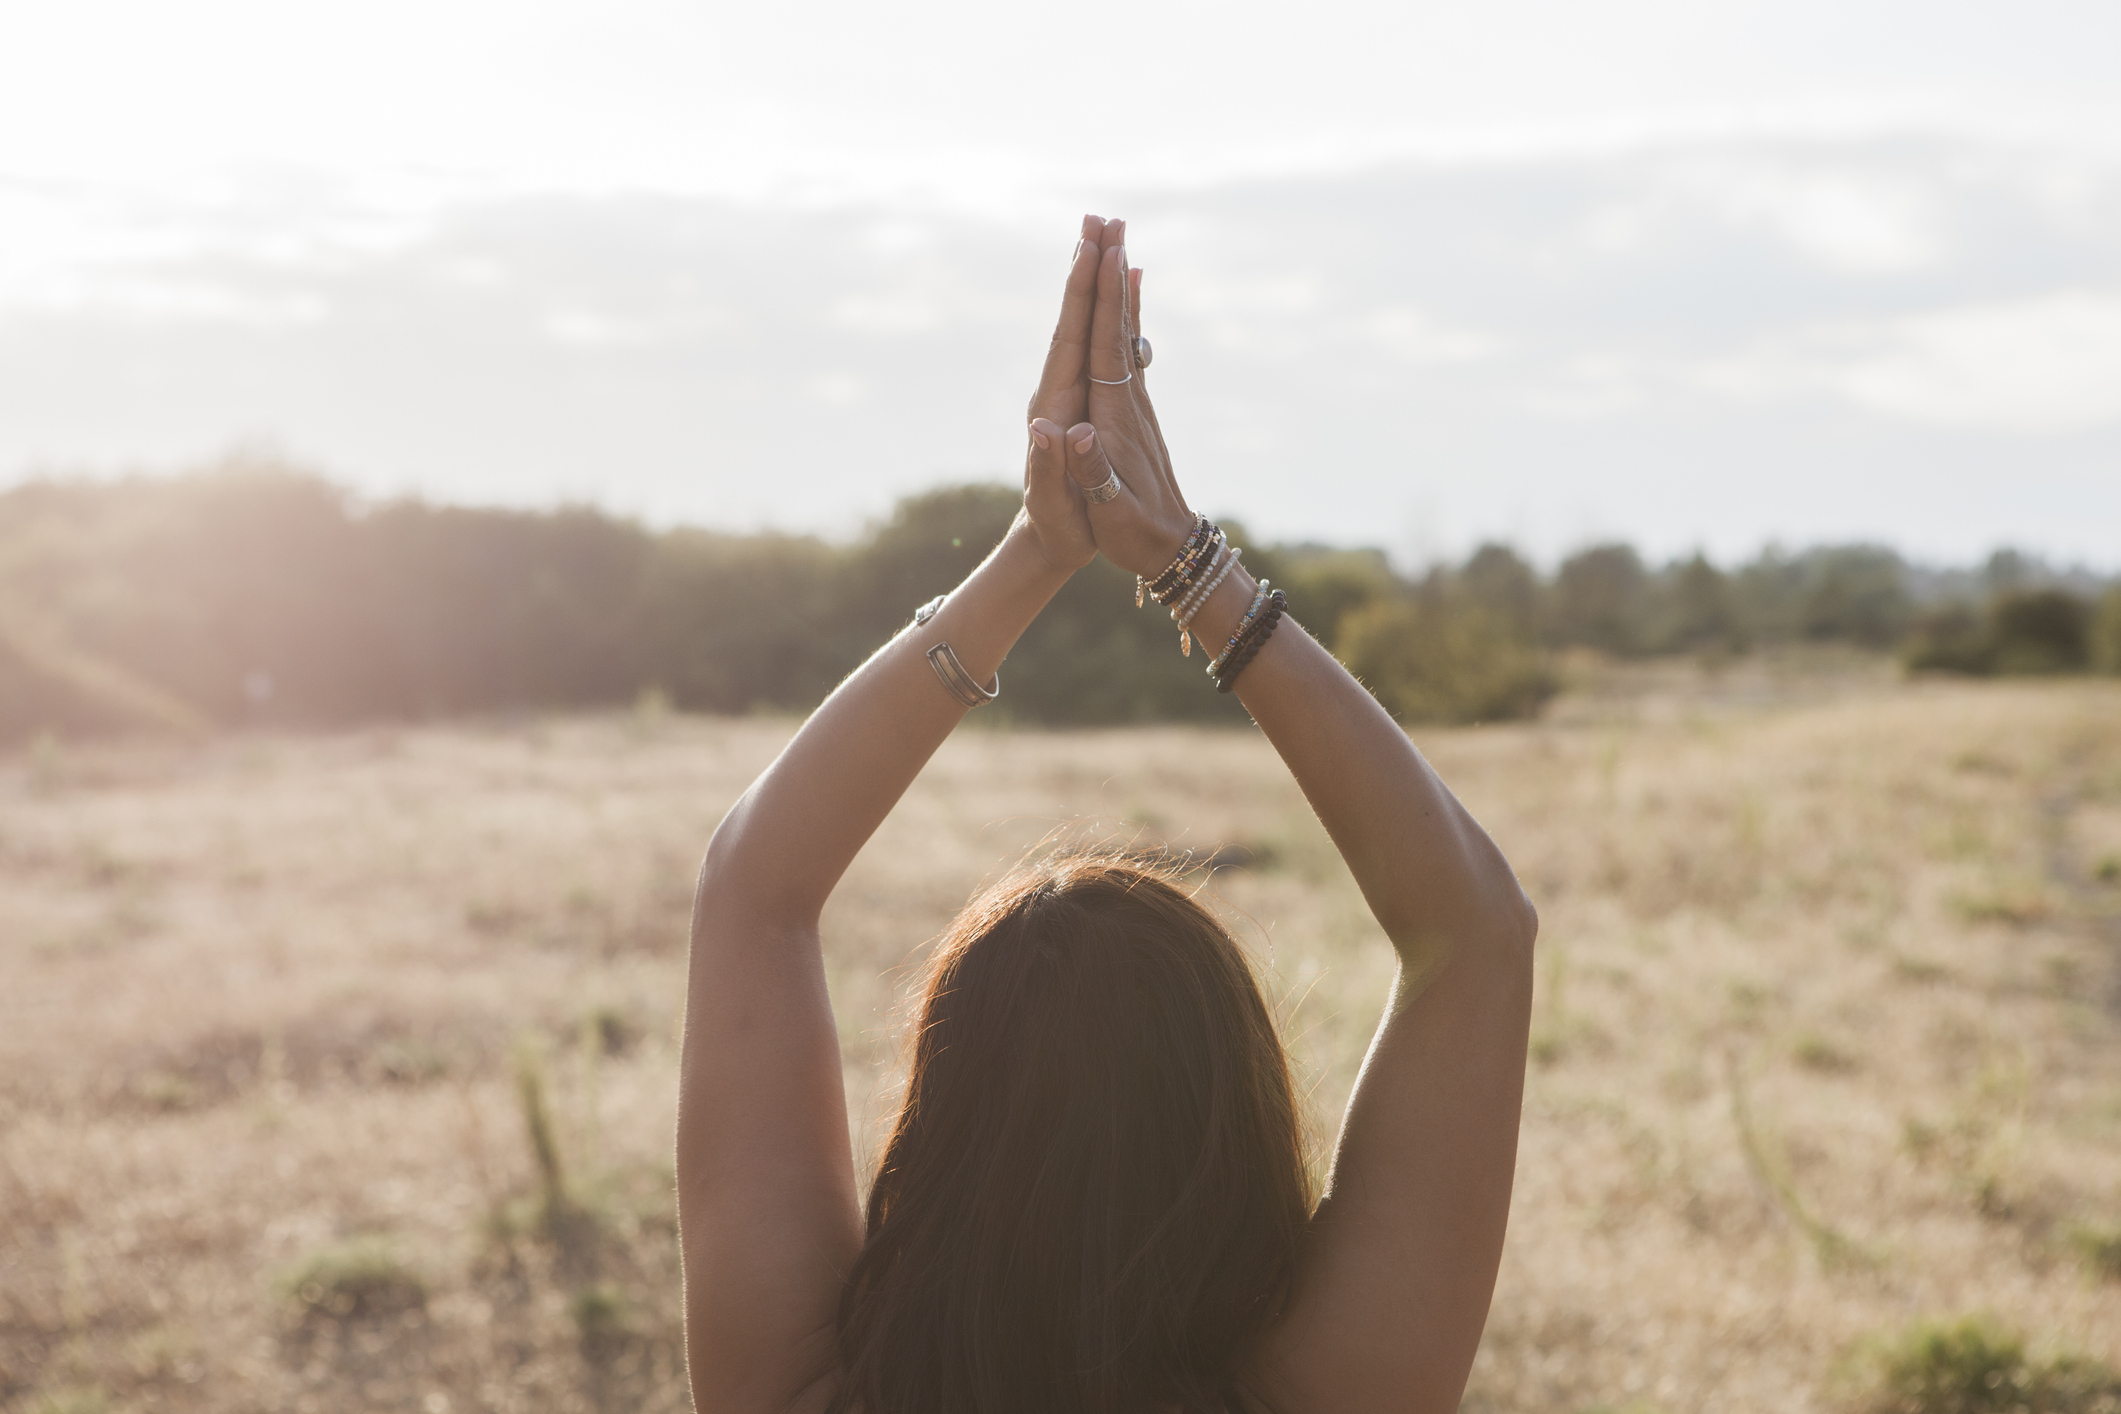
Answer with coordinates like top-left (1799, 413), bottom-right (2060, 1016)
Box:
top-left (3, 0), bottom-right (2119, 565)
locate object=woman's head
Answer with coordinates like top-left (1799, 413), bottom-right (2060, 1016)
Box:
top-left (834, 855), bottom-right (1312, 1414)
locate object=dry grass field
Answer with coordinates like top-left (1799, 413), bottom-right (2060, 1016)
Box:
top-left (4, 660), bottom-right (2120, 1414)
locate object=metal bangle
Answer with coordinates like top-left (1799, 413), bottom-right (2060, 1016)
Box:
top-left (925, 641), bottom-right (1000, 708)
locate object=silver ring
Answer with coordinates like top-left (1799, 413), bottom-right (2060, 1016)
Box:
top-left (1134, 335), bottom-right (1152, 369)
top-left (1083, 470), bottom-right (1123, 505)
top-left (1088, 370), bottom-right (1133, 386)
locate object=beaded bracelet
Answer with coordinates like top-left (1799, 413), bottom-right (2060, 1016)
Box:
top-left (1173, 547), bottom-right (1240, 656)
top-left (1173, 542), bottom-right (1236, 623)
top-left (1167, 542), bottom-right (1221, 626)
top-left (1150, 526), bottom-right (1221, 606)
top-left (1220, 584), bottom-right (1279, 667)
top-left (1139, 515), bottom-right (1211, 607)
top-left (1214, 590), bottom-right (1287, 693)
top-left (1153, 527), bottom-right (1223, 607)
top-left (1144, 520), bottom-right (1211, 605)
top-left (1215, 592), bottom-right (1284, 693)
top-left (1148, 513), bottom-right (1207, 584)
top-left (1208, 579), bottom-right (1273, 678)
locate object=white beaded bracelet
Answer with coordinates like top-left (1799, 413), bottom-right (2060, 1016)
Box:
top-left (1172, 546), bottom-right (1241, 656)
top-left (1171, 544), bottom-right (1226, 626)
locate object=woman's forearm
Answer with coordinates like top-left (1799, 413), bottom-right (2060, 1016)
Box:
top-left (1188, 567), bottom-right (1536, 970)
top-left (696, 516), bottom-right (1074, 927)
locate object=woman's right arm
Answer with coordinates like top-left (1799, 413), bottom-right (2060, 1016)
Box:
top-left (1211, 584), bottom-right (1538, 1414)
top-left (1063, 237), bottom-right (1538, 1414)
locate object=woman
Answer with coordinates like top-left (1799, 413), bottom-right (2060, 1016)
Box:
top-left (676, 214), bottom-right (1537, 1414)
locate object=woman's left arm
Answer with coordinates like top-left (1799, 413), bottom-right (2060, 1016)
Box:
top-left (676, 218), bottom-right (1112, 1413)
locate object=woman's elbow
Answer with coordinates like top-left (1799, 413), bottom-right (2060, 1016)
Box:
top-left (1507, 883), bottom-right (1540, 958)
top-left (1467, 880), bottom-right (1539, 988)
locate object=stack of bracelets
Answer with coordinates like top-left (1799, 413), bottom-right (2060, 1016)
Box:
top-left (1137, 513), bottom-right (1289, 692)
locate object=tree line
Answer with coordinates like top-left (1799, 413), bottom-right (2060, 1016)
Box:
top-left (1, 462), bottom-right (2116, 743)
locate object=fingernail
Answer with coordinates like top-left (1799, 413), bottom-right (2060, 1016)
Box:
top-left (1030, 424), bottom-right (1051, 449)
top-left (1073, 430), bottom-right (1096, 454)
top-left (1070, 237), bottom-right (1084, 265)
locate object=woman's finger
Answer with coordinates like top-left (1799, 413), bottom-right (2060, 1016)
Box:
top-left (1031, 216), bottom-right (1105, 411)
top-left (1063, 422), bottom-right (1124, 500)
top-left (1085, 242), bottom-right (1133, 385)
top-left (1125, 264), bottom-right (1179, 488)
top-left (1027, 417), bottom-right (1071, 497)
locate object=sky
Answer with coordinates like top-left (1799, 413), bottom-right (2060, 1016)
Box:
top-left (3, 0), bottom-right (2119, 566)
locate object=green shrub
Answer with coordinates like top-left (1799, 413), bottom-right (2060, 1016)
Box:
top-left (2069, 1221), bottom-right (2121, 1282)
top-left (1858, 1316), bottom-right (2121, 1413)
top-left (1905, 605), bottom-right (1995, 676)
top-left (1989, 590), bottom-right (2092, 674)
top-left (275, 1236), bottom-right (425, 1319)
top-left (1905, 590), bottom-right (2098, 677)
top-left (1339, 598), bottom-right (1556, 725)
top-left (2088, 586), bottom-right (2121, 674)
top-left (1269, 547), bottom-right (1399, 647)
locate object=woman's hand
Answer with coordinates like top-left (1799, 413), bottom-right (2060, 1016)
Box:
top-left (1054, 229), bottom-right (1200, 581)
top-left (1016, 215), bottom-right (1110, 575)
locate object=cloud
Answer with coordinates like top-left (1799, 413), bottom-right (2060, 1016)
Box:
top-left (4, 134), bottom-right (2120, 563)
top-left (1699, 288), bottom-right (2121, 433)
top-left (1831, 289), bottom-right (2121, 431)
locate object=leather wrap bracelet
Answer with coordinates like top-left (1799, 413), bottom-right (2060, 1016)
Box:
top-left (1208, 579), bottom-right (1273, 678)
top-left (1213, 590), bottom-right (1287, 693)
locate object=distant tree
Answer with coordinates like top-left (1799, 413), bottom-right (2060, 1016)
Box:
top-left (637, 529), bottom-right (841, 712)
top-left (1730, 548), bottom-right (1809, 644)
top-left (1547, 543), bottom-right (1648, 654)
top-left (359, 499), bottom-right (653, 714)
top-left (1987, 589), bottom-right (2091, 674)
top-left (1650, 553), bottom-right (1745, 654)
top-left (1340, 597), bottom-right (1556, 724)
top-left (1798, 546), bottom-right (1910, 648)
top-left (1982, 548), bottom-right (2032, 595)
top-left (1257, 546), bottom-right (1397, 650)
top-left (5, 462), bottom-right (2098, 744)
top-left (832, 484), bottom-right (1023, 652)
top-left (1902, 603), bottom-right (1993, 676)
top-left (1459, 543), bottom-right (1541, 639)
top-left (1903, 587), bottom-right (2097, 677)
top-left (2095, 586), bottom-right (2121, 675)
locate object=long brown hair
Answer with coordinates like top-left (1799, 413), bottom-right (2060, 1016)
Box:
top-left (831, 856), bottom-right (1313, 1414)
